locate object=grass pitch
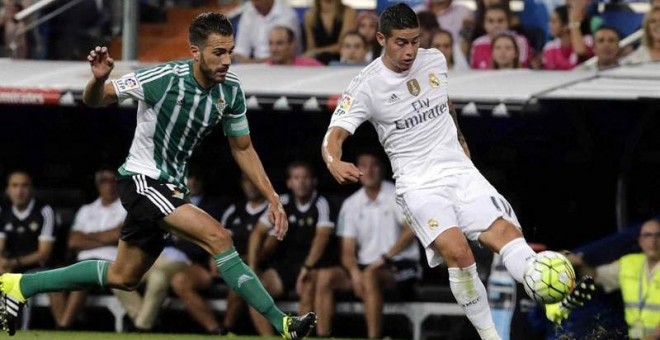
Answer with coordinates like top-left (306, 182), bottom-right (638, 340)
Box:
top-left (7, 331), bottom-right (283, 339)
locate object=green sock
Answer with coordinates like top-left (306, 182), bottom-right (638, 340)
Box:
top-left (19, 260), bottom-right (110, 298)
top-left (215, 248), bottom-right (285, 333)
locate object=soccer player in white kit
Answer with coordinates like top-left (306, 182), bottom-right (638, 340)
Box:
top-left (321, 4), bottom-right (538, 339)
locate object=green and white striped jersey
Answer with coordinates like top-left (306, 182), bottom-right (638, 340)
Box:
top-left (111, 59), bottom-right (249, 192)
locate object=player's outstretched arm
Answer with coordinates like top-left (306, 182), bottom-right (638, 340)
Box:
top-left (228, 135), bottom-right (287, 240)
top-left (448, 99), bottom-right (470, 158)
top-left (83, 46), bottom-right (118, 107)
top-left (321, 127), bottom-right (362, 184)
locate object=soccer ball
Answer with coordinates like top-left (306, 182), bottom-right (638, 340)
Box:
top-left (523, 251), bottom-right (576, 304)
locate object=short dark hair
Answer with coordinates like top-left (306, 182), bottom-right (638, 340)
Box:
top-left (484, 4), bottom-right (511, 20)
top-left (271, 26), bottom-right (295, 43)
top-left (6, 170), bottom-right (32, 184)
top-left (189, 12), bottom-right (234, 46)
top-left (379, 3), bottom-right (419, 37)
top-left (341, 30), bottom-right (367, 46)
top-left (286, 161), bottom-right (316, 179)
top-left (595, 25), bottom-right (621, 39)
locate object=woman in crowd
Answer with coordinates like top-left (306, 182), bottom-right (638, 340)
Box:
top-left (303, 0), bottom-right (357, 64)
top-left (622, 7), bottom-right (660, 64)
top-left (491, 33), bottom-right (520, 69)
top-left (356, 10), bottom-right (381, 62)
top-left (542, 5), bottom-right (593, 70)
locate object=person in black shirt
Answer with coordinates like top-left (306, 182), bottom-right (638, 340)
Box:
top-left (171, 174), bottom-right (268, 334)
top-left (0, 171), bottom-right (55, 274)
top-left (248, 162), bottom-right (339, 336)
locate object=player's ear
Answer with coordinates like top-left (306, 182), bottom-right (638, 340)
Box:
top-left (376, 32), bottom-right (386, 47)
top-left (190, 45), bottom-right (200, 61)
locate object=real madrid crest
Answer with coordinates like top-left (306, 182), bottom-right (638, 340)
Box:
top-left (427, 219), bottom-right (439, 230)
top-left (216, 98), bottom-right (226, 113)
top-left (429, 73), bottom-right (440, 88)
top-left (406, 79), bottom-right (421, 96)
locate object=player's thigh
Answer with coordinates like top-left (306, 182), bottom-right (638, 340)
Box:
top-left (162, 204), bottom-right (233, 255)
top-left (455, 172), bottom-right (522, 243)
top-left (108, 239), bottom-right (158, 289)
top-left (396, 188), bottom-right (459, 268)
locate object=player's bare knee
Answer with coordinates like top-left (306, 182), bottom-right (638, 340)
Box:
top-left (442, 243), bottom-right (474, 268)
top-left (203, 227), bottom-right (233, 254)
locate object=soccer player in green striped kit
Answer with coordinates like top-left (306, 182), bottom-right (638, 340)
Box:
top-left (0, 13), bottom-right (316, 339)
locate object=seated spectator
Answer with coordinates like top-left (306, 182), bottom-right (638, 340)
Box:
top-left (543, 5), bottom-right (593, 70)
top-left (356, 10), bottom-right (381, 62)
top-left (170, 174), bottom-right (268, 335)
top-left (233, 0), bottom-right (300, 63)
top-left (1, 0), bottom-right (27, 58)
top-left (329, 31), bottom-right (369, 65)
top-left (417, 10), bottom-right (440, 49)
top-left (491, 32), bottom-right (520, 69)
top-left (0, 171), bottom-right (60, 321)
top-left (316, 152), bottom-right (420, 338)
top-left (431, 28), bottom-right (470, 71)
top-left (302, 0), bottom-right (356, 65)
top-left (50, 169), bottom-right (141, 329)
top-left (578, 26), bottom-right (620, 71)
top-left (470, 5), bottom-right (532, 69)
top-left (266, 26), bottom-right (323, 66)
top-left (248, 162), bottom-right (338, 336)
top-left (418, 0), bottom-right (473, 46)
top-left (622, 7), bottom-right (660, 65)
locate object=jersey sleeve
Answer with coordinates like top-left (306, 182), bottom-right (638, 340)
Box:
top-left (328, 78), bottom-right (372, 135)
top-left (315, 196), bottom-right (334, 229)
top-left (336, 200), bottom-right (356, 238)
top-left (70, 206), bottom-right (88, 232)
top-left (112, 64), bottom-right (172, 105)
top-left (221, 83), bottom-right (250, 137)
top-left (39, 205), bottom-right (56, 242)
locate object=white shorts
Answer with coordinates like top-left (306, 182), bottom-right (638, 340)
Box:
top-left (396, 171), bottom-right (521, 268)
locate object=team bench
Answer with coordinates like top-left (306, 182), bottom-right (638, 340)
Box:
top-left (21, 284), bottom-right (464, 340)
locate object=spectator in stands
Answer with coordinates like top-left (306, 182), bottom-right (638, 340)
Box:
top-left (491, 33), bottom-right (520, 69)
top-left (46, 0), bottom-right (111, 60)
top-left (330, 31), bottom-right (368, 65)
top-left (560, 218), bottom-right (660, 339)
top-left (130, 172), bottom-right (224, 332)
top-left (356, 10), bottom-right (381, 61)
top-left (49, 169), bottom-right (142, 329)
top-left (470, 5), bottom-right (532, 69)
top-left (0, 171), bottom-right (55, 274)
top-left (543, 5), bottom-right (593, 70)
top-left (0, 171), bottom-right (60, 319)
top-left (302, 0), bottom-right (356, 65)
top-left (579, 26), bottom-right (620, 71)
top-left (316, 152), bottom-right (420, 338)
top-left (170, 174), bottom-right (268, 335)
top-left (1, 0), bottom-right (28, 58)
top-left (622, 7), bottom-right (660, 65)
top-left (420, 0), bottom-right (473, 44)
top-left (248, 161), bottom-right (338, 336)
top-left (234, 0), bottom-right (300, 63)
top-left (432, 28), bottom-right (470, 70)
top-left (266, 26), bottom-right (323, 66)
top-left (417, 10), bottom-right (440, 49)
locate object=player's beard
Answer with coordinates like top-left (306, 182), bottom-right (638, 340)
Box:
top-left (199, 53), bottom-right (226, 83)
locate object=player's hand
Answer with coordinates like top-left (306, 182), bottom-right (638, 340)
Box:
top-left (87, 46), bottom-right (114, 81)
top-left (327, 160), bottom-right (362, 185)
top-left (268, 199), bottom-right (288, 241)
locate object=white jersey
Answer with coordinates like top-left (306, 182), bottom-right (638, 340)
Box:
top-left (329, 48), bottom-right (476, 195)
top-left (71, 198), bottom-right (127, 261)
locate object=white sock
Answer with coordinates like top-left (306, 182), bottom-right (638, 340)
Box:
top-left (499, 237), bottom-right (536, 283)
top-left (448, 264), bottom-right (501, 340)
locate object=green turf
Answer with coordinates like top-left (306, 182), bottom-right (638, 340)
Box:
top-left (8, 331), bottom-right (283, 339)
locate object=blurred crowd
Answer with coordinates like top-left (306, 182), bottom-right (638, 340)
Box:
top-left (0, 0), bottom-right (659, 70)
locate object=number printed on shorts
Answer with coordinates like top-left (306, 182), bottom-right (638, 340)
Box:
top-left (490, 196), bottom-right (512, 217)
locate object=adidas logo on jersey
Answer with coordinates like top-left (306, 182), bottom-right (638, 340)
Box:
top-left (237, 274), bottom-right (253, 288)
top-left (387, 93), bottom-right (401, 104)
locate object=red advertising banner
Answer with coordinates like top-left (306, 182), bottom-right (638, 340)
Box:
top-left (0, 87), bottom-right (62, 105)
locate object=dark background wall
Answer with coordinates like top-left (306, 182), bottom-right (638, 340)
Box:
top-left (0, 100), bottom-right (658, 250)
